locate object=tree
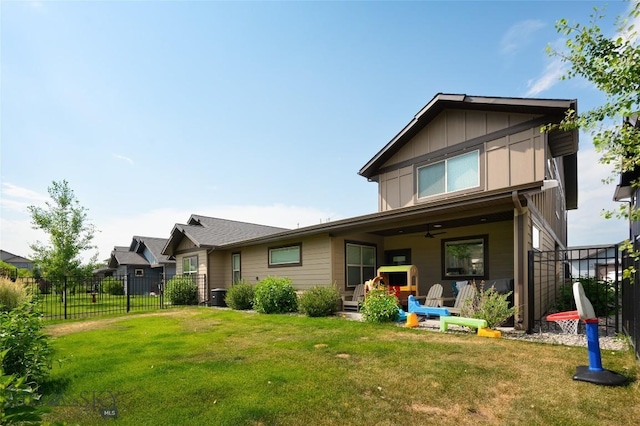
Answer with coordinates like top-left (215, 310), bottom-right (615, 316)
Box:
top-left (28, 180), bottom-right (98, 280)
top-left (547, 2), bottom-right (640, 277)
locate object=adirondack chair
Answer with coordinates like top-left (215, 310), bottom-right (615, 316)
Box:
top-left (424, 283), bottom-right (443, 307)
top-left (342, 284), bottom-right (366, 312)
top-left (445, 283), bottom-right (477, 315)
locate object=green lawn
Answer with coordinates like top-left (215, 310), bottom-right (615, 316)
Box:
top-left (35, 292), bottom-right (162, 320)
top-left (42, 308), bottom-right (639, 425)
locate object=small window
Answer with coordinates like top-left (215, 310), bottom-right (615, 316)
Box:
top-left (346, 242), bottom-right (376, 287)
top-left (533, 225), bottom-right (541, 250)
top-left (183, 256), bottom-right (198, 275)
top-left (134, 269), bottom-right (144, 277)
top-left (268, 243), bottom-right (302, 267)
top-left (442, 236), bottom-right (488, 280)
top-left (232, 253), bottom-right (241, 283)
top-left (418, 150), bottom-right (480, 199)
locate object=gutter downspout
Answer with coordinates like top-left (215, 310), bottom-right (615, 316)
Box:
top-left (512, 190), bottom-right (527, 331)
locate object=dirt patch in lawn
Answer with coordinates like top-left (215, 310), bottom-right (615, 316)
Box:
top-left (46, 309), bottom-right (201, 337)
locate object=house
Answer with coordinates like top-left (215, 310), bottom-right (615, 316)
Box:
top-left (566, 244), bottom-right (620, 281)
top-left (0, 249), bottom-right (34, 270)
top-left (163, 93), bottom-right (579, 330)
top-left (107, 236), bottom-right (176, 294)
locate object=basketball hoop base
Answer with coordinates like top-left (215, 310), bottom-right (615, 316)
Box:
top-left (573, 366), bottom-right (627, 386)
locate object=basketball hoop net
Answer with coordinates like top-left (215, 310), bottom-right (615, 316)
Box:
top-left (546, 310), bottom-right (580, 335)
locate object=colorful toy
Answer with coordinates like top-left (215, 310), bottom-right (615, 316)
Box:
top-left (571, 282), bottom-right (627, 386)
top-left (440, 316), bottom-right (487, 332)
top-left (407, 295), bottom-right (450, 318)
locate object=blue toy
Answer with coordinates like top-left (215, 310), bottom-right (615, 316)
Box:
top-left (407, 295), bottom-right (450, 318)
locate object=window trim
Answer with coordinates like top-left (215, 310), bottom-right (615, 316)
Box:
top-left (345, 241), bottom-right (377, 289)
top-left (183, 255), bottom-right (198, 275)
top-left (134, 269), bottom-right (144, 277)
top-left (232, 252), bottom-right (241, 283)
top-left (268, 243), bottom-right (302, 268)
top-left (441, 235), bottom-right (489, 281)
top-left (416, 149), bottom-right (481, 200)
top-left (532, 224), bottom-right (541, 251)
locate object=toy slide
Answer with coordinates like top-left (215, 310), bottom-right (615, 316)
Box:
top-left (407, 295), bottom-right (450, 318)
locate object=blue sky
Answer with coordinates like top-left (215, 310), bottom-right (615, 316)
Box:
top-left (1, 0), bottom-right (636, 262)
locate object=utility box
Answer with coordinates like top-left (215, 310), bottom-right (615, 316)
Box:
top-left (210, 288), bottom-right (228, 307)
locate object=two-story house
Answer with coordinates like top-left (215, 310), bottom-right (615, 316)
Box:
top-left (163, 93), bottom-right (579, 329)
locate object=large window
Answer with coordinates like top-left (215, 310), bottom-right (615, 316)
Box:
top-left (183, 255), bottom-right (198, 275)
top-left (268, 243), bottom-right (302, 267)
top-left (418, 150), bottom-right (479, 199)
top-left (232, 253), bottom-right (241, 283)
top-left (346, 242), bottom-right (376, 288)
top-left (441, 236), bottom-right (488, 280)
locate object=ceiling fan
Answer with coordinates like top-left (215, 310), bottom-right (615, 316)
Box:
top-left (424, 224), bottom-right (446, 239)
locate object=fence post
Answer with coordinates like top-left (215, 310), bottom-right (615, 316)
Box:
top-left (126, 274), bottom-right (131, 313)
top-left (527, 251), bottom-right (534, 334)
top-left (64, 276), bottom-right (68, 320)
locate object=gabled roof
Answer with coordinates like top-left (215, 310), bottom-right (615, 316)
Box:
top-left (358, 93), bottom-right (579, 209)
top-left (0, 250), bottom-right (31, 263)
top-left (130, 236), bottom-right (174, 265)
top-left (162, 215), bottom-right (289, 256)
top-left (108, 246), bottom-right (149, 268)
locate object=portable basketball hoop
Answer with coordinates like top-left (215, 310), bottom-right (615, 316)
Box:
top-left (546, 310), bottom-right (580, 335)
top-left (570, 282), bottom-right (627, 386)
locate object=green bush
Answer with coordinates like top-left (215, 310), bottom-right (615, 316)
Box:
top-left (165, 276), bottom-right (198, 305)
top-left (0, 350), bottom-right (50, 425)
top-left (298, 285), bottom-right (340, 317)
top-left (0, 301), bottom-right (52, 386)
top-left (360, 290), bottom-right (399, 323)
top-left (0, 277), bottom-right (31, 312)
top-left (461, 284), bottom-right (516, 329)
top-left (253, 277), bottom-right (298, 314)
top-left (101, 276), bottom-right (124, 296)
top-left (225, 281), bottom-right (255, 310)
top-left (554, 277), bottom-right (619, 318)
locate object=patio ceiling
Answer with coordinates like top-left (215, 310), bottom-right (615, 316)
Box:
top-left (371, 211), bottom-right (514, 237)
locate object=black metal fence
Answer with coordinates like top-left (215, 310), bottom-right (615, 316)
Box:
top-left (623, 244), bottom-right (640, 359)
top-left (528, 246), bottom-right (622, 337)
top-left (14, 273), bottom-right (208, 320)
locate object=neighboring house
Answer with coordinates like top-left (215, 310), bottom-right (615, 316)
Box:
top-left (0, 249), bottom-right (34, 270)
top-left (163, 93), bottom-right (579, 330)
top-left (566, 245), bottom-right (620, 282)
top-left (108, 236), bottom-right (176, 294)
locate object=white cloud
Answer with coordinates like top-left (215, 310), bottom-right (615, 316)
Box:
top-left (112, 154), bottom-right (135, 165)
top-left (525, 56), bottom-right (567, 96)
top-left (500, 19), bottom-right (545, 55)
top-left (567, 145), bottom-right (628, 246)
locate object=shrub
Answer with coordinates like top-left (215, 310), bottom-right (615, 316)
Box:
top-left (360, 290), bottom-right (399, 323)
top-left (298, 285), bottom-right (340, 317)
top-left (253, 277), bottom-right (297, 314)
top-left (0, 277), bottom-right (30, 312)
top-left (101, 276), bottom-right (125, 296)
top-left (461, 283), bottom-right (516, 329)
top-left (165, 276), bottom-right (198, 305)
top-left (554, 277), bottom-right (619, 318)
top-left (0, 350), bottom-right (50, 425)
top-left (225, 281), bottom-right (255, 310)
top-left (0, 301), bottom-right (52, 385)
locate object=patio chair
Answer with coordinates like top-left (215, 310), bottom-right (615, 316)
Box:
top-left (342, 283), bottom-right (366, 312)
top-left (424, 283), bottom-right (443, 307)
top-left (444, 283), bottom-right (476, 315)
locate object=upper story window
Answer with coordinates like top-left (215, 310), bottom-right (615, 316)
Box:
top-left (268, 243), bottom-right (302, 267)
top-left (417, 150), bottom-right (480, 199)
top-left (183, 255), bottom-right (198, 275)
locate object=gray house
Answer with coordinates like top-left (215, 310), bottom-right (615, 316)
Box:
top-left (108, 236), bottom-right (176, 294)
top-left (163, 93), bottom-right (579, 330)
top-left (0, 250), bottom-right (33, 270)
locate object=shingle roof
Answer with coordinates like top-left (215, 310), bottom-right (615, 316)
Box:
top-left (163, 215), bottom-right (289, 256)
top-left (131, 236), bottom-right (174, 265)
top-left (109, 246), bottom-right (149, 267)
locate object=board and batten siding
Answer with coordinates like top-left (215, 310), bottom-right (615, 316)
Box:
top-left (232, 235), bottom-right (333, 291)
top-left (377, 110), bottom-right (547, 212)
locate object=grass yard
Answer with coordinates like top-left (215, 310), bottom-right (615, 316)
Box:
top-left (35, 292), bottom-right (162, 320)
top-left (42, 307), bottom-right (639, 425)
